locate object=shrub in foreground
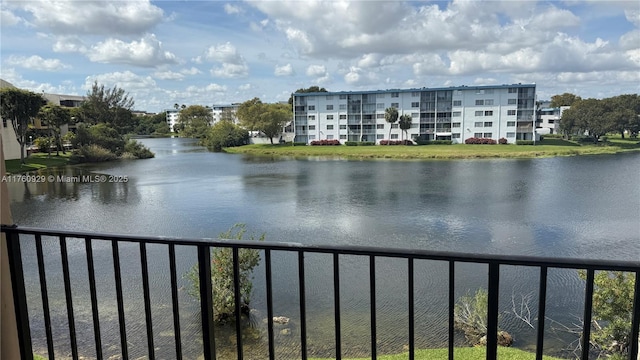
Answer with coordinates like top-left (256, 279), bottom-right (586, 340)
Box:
top-left (465, 137), bottom-right (497, 145)
top-left (379, 140), bottom-right (414, 145)
top-left (516, 140), bottom-right (535, 145)
top-left (124, 139), bottom-right (155, 159)
top-left (70, 144), bottom-right (118, 163)
top-left (498, 138), bottom-right (508, 144)
top-left (416, 140), bottom-right (453, 145)
top-left (310, 139), bottom-right (341, 146)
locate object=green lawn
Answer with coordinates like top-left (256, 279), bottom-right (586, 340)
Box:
top-left (309, 347), bottom-right (565, 360)
top-left (225, 138), bottom-right (640, 160)
top-left (4, 152), bottom-right (72, 174)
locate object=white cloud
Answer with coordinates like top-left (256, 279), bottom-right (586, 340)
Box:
top-left (306, 64), bottom-right (326, 77)
top-left (625, 9), bottom-right (640, 27)
top-left (274, 63), bottom-right (294, 76)
top-left (153, 71), bottom-right (185, 81)
top-left (238, 84), bottom-right (252, 91)
top-left (211, 63), bottom-right (249, 78)
top-left (344, 66), bottom-right (378, 86)
top-left (20, 0), bottom-right (164, 35)
top-left (619, 30), bottom-right (640, 51)
top-left (6, 55), bottom-right (70, 72)
top-left (52, 36), bottom-right (88, 53)
top-left (181, 67), bottom-right (201, 76)
top-left (1, 9), bottom-right (21, 27)
top-left (87, 34), bottom-right (178, 67)
top-left (85, 71), bottom-right (156, 92)
top-left (224, 4), bottom-right (242, 15)
top-left (186, 83), bottom-right (227, 93)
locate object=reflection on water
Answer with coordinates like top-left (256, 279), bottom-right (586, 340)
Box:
top-left (8, 138), bottom-right (640, 359)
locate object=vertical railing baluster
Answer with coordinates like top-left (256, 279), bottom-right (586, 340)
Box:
top-left (370, 255), bottom-right (377, 360)
top-left (6, 229), bottom-right (33, 360)
top-left (448, 261), bottom-right (454, 360)
top-left (85, 237), bottom-right (102, 360)
top-left (408, 257), bottom-right (415, 360)
top-left (333, 253), bottom-right (342, 360)
top-left (535, 266), bottom-right (548, 360)
top-left (232, 247), bottom-right (243, 360)
top-left (630, 270), bottom-right (640, 360)
top-left (140, 242), bottom-right (155, 359)
top-left (265, 250), bottom-right (275, 360)
top-left (60, 236), bottom-right (78, 360)
top-left (198, 244), bottom-right (215, 360)
top-left (168, 243), bottom-right (182, 360)
top-left (486, 263), bottom-right (500, 360)
top-left (35, 234), bottom-right (54, 359)
top-left (581, 269), bottom-right (595, 360)
top-left (298, 250), bottom-right (307, 359)
top-left (112, 240), bottom-right (128, 359)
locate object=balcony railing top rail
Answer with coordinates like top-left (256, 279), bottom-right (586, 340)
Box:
top-left (2, 224), bottom-right (639, 360)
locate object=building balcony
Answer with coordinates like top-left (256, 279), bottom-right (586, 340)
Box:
top-left (2, 225), bottom-right (639, 360)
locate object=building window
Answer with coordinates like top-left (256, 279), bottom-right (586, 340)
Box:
top-left (454, 90), bottom-right (462, 95)
top-left (475, 100), bottom-right (484, 106)
top-left (327, 125), bottom-right (334, 130)
top-left (474, 122), bottom-right (483, 127)
top-left (548, 119), bottom-right (555, 124)
top-left (377, 103), bottom-right (385, 109)
top-left (475, 111), bottom-right (483, 116)
top-left (377, 134), bottom-right (384, 139)
top-left (484, 122), bottom-right (493, 127)
top-left (484, 111), bottom-right (493, 116)
top-left (327, 115), bottom-right (334, 120)
top-left (391, 134), bottom-right (399, 139)
top-left (309, 125), bottom-right (316, 130)
top-left (339, 114), bottom-right (347, 120)
top-left (452, 122), bottom-right (461, 128)
top-left (506, 132), bottom-right (515, 137)
top-left (453, 100), bottom-right (462, 106)
top-left (391, 103), bottom-right (399, 108)
top-left (340, 134), bottom-right (347, 139)
top-left (377, 93), bottom-right (386, 99)
top-left (326, 95), bottom-right (333, 100)
top-left (308, 115), bottom-right (316, 120)
top-left (309, 135), bottom-right (316, 140)
top-left (452, 111), bottom-right (461, 117)
top-left (339, 94), bottom-right (347, 99)
top-left (391, 124), bottom-right (399, 129)
top-left (484, 132), bottom-right (492, 138)
top-left (485, 99), bottom-right (494, 105)
top-left (376, 124), bottom-right (384, 129)
top-left (452, 133), bottom-right (461, 138)
top-left (327, 134), bottom-right (334, 139)
top-left (308, 105), bottom-right (315, 110)
top-left (411, 92), bottom-right (420, 97)
top-left (474, 132), bottom-right (483, 137)
top-left (475, 89), bottom-right (485, 94)
top-left (411, 102), bottom-right (419, 107)
top-left (340, 124), bottom-right (347, 129)
top-left (391, 92), bottom-right (399, 98)
top-left (339, 104), bottom-right (347, 110)
top-left (507, 110), bottom-right (516, 116)
top-left (508, 88), bottom-right (518, 93)
top-left (326, 105), bottom-right (334, 110)
top-left (508, 99), bottom-right (517, 105)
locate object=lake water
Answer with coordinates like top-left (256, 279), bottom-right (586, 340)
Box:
top-left (7, 137), bottom-right (640, 359)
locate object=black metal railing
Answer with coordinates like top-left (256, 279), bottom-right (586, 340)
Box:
top-left (2, 225), bottom-right (639, 360)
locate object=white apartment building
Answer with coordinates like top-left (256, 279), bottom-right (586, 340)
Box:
top-left (292, 84), bottom-right (536, 144)
top-left (165, 109), bottom-right (180, 132)
top-left (212, 104), bottom-right (240, 124)
top-left (536, 100), bottom-right (570, 135)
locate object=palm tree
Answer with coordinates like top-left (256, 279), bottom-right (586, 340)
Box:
top-left (398, 114), bottom-right (412, 142)
top-left (174, 103), bottom-right (179, 110)
top-left (384, 107), bottom-right (399, 144)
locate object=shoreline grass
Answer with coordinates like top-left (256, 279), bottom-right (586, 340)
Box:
top-left (5, 152), bottom-right (72, 174)
top-left (225, 138), bottom-right (640, 160)
top-left (309, 347), bottom-right (566, 360)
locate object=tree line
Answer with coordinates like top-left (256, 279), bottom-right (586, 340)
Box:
top-left (0, 81), bottom-right (155, 164)
top-left (551, 93), bottom-right (640, 142)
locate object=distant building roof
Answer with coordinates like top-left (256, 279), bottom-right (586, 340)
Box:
top-left (0, 79), bottom-right (17, 89)
top-left (293, 83), bottom-right (536, 97)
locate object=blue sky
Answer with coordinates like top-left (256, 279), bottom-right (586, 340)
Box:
top-left (1, 0), bottom-right (638, 113)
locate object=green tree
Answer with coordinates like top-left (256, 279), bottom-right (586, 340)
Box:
top-left (398, 113), bottom-right (412, 142)
top-left (203, 120), bottom-right (249, 151)
top-left (0, 88), bottom-right (46, 163)
top-left (185, 224), bottom-right (263, 323)
top-left (236, 97), bottom-right (264, 131)
top-left (178, 105), bottom-right (212, 138)
top-left (385, 107), bottom-right (399, 143)
top-left (560, 98), bottom-right (609, 143)
top-left (79, 81), bottom-right (135, 134)
top-left (38, 104), bottom-right (71, 155)
top-left (550, 92), bottom-right (582, 108)
top-left (579, 271), bottom-right (636, 356)
top-left (288, 86), bottom-right (328, 105)
top-left (604, 94), bottom-right (640, 139)
top-left (220, 108), bottom-right (236, 123)
top-left (259, 103), bottom-right (291, 144)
